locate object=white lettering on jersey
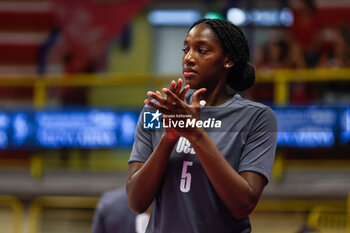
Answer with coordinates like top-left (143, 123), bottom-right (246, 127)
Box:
top-left (176, 137), bottom-right (195, 154)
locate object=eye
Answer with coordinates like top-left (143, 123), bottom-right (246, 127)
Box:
top-left (199, 48), bottom-right (208, 54)
top-left (182, 47), bottom-right (189, 54)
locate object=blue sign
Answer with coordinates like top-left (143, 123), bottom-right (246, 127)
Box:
top-left (340, 109), bottom-right (350, 145)
top-left (0, 112), bottom-right (10, 148)
top-left (273, 107), bottom-right (346, 148)
top-left (0, 106), bottom-right (349, 149)
top-left (0, 109), bottom-right (138, 149)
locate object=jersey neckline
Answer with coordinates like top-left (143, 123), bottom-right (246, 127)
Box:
top-left (187, 91), bottom-right (241, 109)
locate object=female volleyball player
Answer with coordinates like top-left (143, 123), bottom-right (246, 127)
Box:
top-left (127, 18), bottom-right (277, 233)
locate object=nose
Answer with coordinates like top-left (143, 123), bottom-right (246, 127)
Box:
top-left (183, 49), bottom-right (195, 66)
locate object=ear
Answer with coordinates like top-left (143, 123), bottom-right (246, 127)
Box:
top-left (224, 55), bottom-right (234, 69)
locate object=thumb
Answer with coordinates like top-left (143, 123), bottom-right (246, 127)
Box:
top-left (192, 88), bottom-right (206, 107)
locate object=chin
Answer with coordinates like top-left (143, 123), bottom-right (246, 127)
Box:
top-left (184, 78), bottom-right (200, 90)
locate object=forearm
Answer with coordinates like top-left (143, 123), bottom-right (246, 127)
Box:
top-left (188, 131), bottom-right (258, 219)
top-left (126, 134), bottom-right (178, 213)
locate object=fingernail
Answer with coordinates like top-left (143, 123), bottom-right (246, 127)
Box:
top-left (162, 88), bottom-right (168, 93)
top-left (144, 99), bottom-right (149, 104)
top-left (147, 91), bottom-right (153, 97)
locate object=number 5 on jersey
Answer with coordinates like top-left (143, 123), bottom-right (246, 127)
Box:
top-left (180, 161), bottom-right (193, 193)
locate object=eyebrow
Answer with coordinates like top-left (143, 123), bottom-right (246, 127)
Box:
top-left (183, 40), bottom-right (211, 45)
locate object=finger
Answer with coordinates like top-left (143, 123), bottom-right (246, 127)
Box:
top-left (162, 88), bottom-right (182, 106)
top-left (169, 80), bottom-right (176, 92)
top-left (168, 80), bottom-right (177, 103)
top-left (174, 78), bottom-right (183, 96)
top-left (179, 84), bottom-right (190, 101)
top-left (144, 99), bottom-right (172, 115)
top-left (192, 88), bottom-right (207, 107)
top-left (147, 91), bottom-right (174, 109)
top-left (156, 91), bottom-right (162, 97)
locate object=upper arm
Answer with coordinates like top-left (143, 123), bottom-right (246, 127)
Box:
top-left (129, 106), bottom-right (154, 164)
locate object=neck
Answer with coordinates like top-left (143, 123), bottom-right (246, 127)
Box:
top-left (199, 81), bottom-right (232, 106)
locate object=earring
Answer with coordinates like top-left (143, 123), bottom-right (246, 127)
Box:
top-left (225, 64), bottom-right (230, 68)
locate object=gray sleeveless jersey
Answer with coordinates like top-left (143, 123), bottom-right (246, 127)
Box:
top-left (129, 93), bottom-right (277, 233)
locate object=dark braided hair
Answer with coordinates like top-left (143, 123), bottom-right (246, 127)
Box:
top-left (189, 18), bottom-right (255, 91)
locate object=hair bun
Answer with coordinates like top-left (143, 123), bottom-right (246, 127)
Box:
top-left (227, 64), bottom-right (255, 91)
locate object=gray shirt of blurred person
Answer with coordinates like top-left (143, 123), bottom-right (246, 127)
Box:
top-left (92, 188), bottom-right (149, 233)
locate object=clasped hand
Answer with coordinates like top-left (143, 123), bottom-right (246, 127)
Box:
top-left (144, 79), bottom-right (206, 139)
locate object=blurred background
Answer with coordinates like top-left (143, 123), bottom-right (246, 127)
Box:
top-left (0, 0), bottom-right (350, 232)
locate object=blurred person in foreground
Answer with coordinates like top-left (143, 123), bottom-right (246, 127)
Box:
top-left (127, 18), bottom-right (277, 233)
top-left (92, 187), bottom-right (149, 233)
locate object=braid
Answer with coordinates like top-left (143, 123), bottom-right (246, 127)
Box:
top-left (189, 19), bottom-right (255, 91)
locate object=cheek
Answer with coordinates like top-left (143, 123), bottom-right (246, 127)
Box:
top-left (205, 54), bottom-right (224, 65)
top-left (203, 58), bottom-right (225, 74)
top-left (213, 56), bottom-right (226, 67)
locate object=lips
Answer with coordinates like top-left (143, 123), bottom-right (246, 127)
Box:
top-left (183, 68), bottom-right (198, 78)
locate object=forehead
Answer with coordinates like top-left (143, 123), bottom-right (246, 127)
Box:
top-left (184, 24), bottom-right (221, 45)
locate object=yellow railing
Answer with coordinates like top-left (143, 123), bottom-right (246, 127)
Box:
top-left (28, 196), bottom-right (99, 233)
top-left (256, 68), bottom-right (350, 105)
top-left (0, 73), bottom-right (159, 108)
top-left (307, 206), bottom-right (347, 233)
top-left (0, 195), bottom-right (24, 233)
top-left (24, 195), bottom-right (348, 233)
top-left (305, 193), bottom-right (350, 233)
top-left (0, 68), bottom-right (349, 107)
top-left (252, 198), bottom-right (347, 233)
top-left (0, 193), bottom-right (344, 233)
